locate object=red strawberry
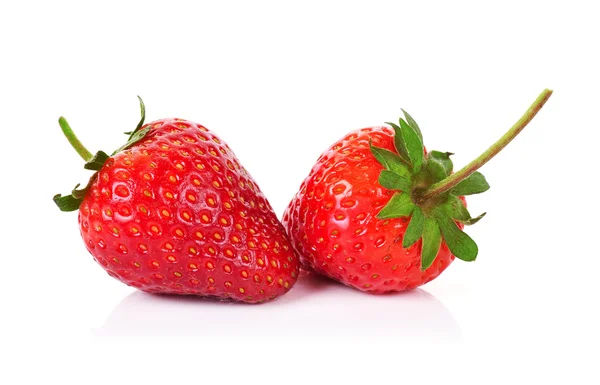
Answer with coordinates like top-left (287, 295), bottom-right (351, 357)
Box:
top-left (54, 98), bottom-right (299, 303)
top-left (283, 90), bottom-right (552, 293)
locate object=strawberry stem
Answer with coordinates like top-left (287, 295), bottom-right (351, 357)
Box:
top-left (59, 117), bottom-right (93, 162)
top-left (419, 88), bottom-right (553, 201)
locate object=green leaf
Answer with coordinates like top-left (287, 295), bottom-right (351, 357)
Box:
top-left (387, 122), bottom-right (410, 165)
top-left (53, 193), bottom-right (83, 212)
top-left (378, 170), bottom-right (412, 192)
top-left (421, 217), bottom-right (442, 270)
top-left (369, 141), bottom-right (411, 178)
top-left (84, 151), bottom-right (110, 171)
top-left (427, 151), bottom-right (454, 175)
top-left (451, 171), bottom-right (490, 196)
top-left (403, 207), bottom-right (424, 248)
top-left (442, 195), bottom-right (471, 221)
top-left (401, 109), bottom-right (423, 143)
top-left (376, 192), bottom-right (415, 219)
top-left (435, 211), bottom-right (478, 261)
top-left (459, 212), bottom-right (486, 226)
top-left (398, 118), bottom-right (424, 172)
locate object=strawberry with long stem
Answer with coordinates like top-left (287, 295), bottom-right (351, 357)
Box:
top-left (283, 89), bottom-right (552, 292)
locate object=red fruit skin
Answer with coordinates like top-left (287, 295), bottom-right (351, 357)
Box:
top-left (79, 118), bottom-right (299, 303)
top-left (283, 126), bottom-right (460, 293)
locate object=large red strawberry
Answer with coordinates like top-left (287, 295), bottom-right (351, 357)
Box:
top-left (283, 90), bottom-right (552, 293)
top-left (54, 98), bottom-right (299, 303)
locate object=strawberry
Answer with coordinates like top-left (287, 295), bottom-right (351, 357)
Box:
top-left (283, 89), bottom-right (552, 293)
top-left (54, 98), bottom-right (299, 303)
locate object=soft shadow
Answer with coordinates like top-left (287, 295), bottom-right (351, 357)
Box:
top-left (94, 271), bottom-right (461, 341)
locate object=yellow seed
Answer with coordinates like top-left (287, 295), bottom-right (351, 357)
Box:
top-left (208, 247), bottom-right (216, 254)
top-left (164, 242), bottom-right (173, 250)
top-left (167, 255), bottom-right (176, 262)
top-left (161, 209), bottom-right (170, 217)
top-left (192, 178), bottom-right (201, 186)
top-left (201, 214), bottom-right (210, 223)
top-left (188, 247), bottom-right (197, 254)
top-left (175, 229), bottom-right (184, 237)
top-left (195, 231), bottom-right (204, 239)
top-left (165, 192), bottom-right (174, 199)
top-left (239, 288), bottom-right (245, 294)
top-left (225, 249), bottom-right (234, 257)
top-left (206, 261), bottom-right (214, 270)
top-left (173, 271), bottom-right (182, 277)
top-left (224, 202), bottom-right (232, 209)
top-left (214, 233), bottom-right (222, 240)
top-left (187, 194), bottom-right (196, 202)
top-left (207, 197), bottom-right (216, 206)
top-left (182, 212), bottom-right (191, 220)
top-left (134, 262), bottom-right (141, 268)
top-left (270, 260), bottom-right (278, 268)
top-left (143, 190), bottom-right (151, 197)
top-left (224, 265), bottom-right (232, 273)
top-left (258, 258), bottom-right (264, 266)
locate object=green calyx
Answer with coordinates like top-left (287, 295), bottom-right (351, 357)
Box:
top-left (53, 97), bottom-right (149, 212)
top-left (370, 89), bottom-right (553, 270)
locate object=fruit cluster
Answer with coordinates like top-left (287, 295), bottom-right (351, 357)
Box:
top-left (55, 90), bottom-right (552, 303)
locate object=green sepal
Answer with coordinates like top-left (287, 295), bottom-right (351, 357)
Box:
top-left (427, 150), bottom-right (454, 175)
top-left (53, 193), bottom-right (83, 212)
top-left (369, 140), bottom-right (411, 178)
top-left (398, 118), bottom-right (424, 172)
top-left (402, 207), bottom-right (424, 248)
top-left (435, 210), bottom-right (478, 261)
top-left (421, 217), bottom-right (442, 270)
top-left (131, 96), bottom-right (146, 137)
top-left (378, 170), bottom-right (412, 192)
top-left (386, 122), bottom-right (411, 165)
top-left (83, 151), bottom-right (110, 171)
top-left (53, 176), bottom-right (96, 212)
top-left (442, 195), bottom-right (471, 221)
top-left (376, 192), bottom-right (415, 219)
top-left (451, 171), bottom-right (490, 196)
top-left (112, 126), bottom-right (150, 156)
top-left (459, 212), bottom-right (486, 226)
top-left (401, 109), bottom-right (423, 143)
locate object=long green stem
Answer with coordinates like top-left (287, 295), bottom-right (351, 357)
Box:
top-left (420, 88), bottom-right (553, 201)
top-left (59, 117), bottom-right (93, 161)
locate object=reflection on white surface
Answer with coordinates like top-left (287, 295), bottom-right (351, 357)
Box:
top-left (94, 271), bottom-right (461, 341)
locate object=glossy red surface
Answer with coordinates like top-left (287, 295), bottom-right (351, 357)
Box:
top-left (283, 126), bottom-right (456, 293)
top-left (79, 119), bottom-right (299, 303)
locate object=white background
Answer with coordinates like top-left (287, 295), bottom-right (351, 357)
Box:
top-left (1, 0), bottom-right (598, 383)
